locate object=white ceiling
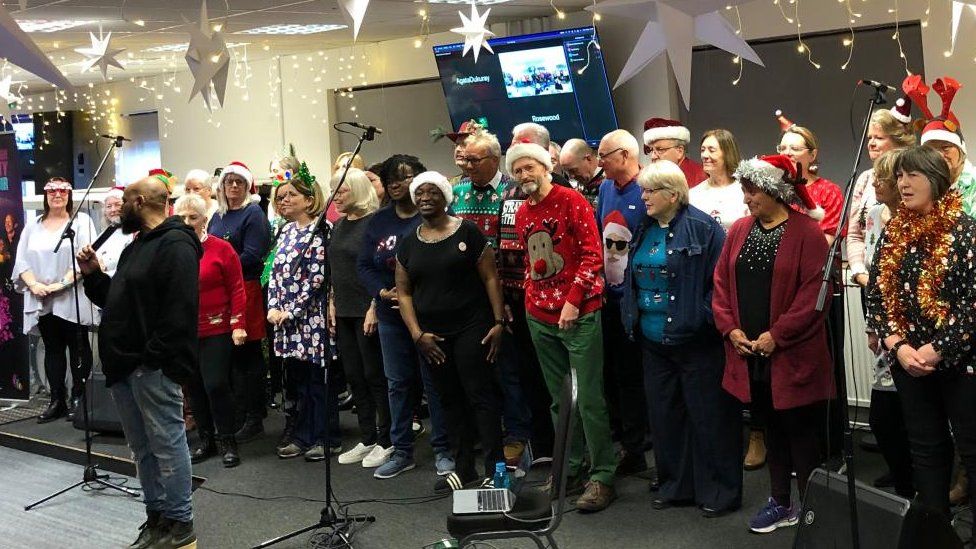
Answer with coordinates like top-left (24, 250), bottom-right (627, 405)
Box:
top-left (3, 0), bottom-right (595, 88)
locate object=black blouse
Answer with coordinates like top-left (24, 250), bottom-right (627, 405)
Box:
top-left (735, 219), bottom-right (787, 340)
top-left (866, 213), bottom-right (976, 370)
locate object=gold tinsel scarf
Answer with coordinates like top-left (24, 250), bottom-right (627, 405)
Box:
top-left (877, 190), bottom-right (963, 337)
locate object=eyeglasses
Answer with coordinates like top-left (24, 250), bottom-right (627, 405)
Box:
top-left (650, 144), bottom-right (679, 155)
top-left (597, 148), bottom-right (624, 161)
top-left (460, 156), bottom-right (489, 165)
top-left (605, 238), bottom-right (627, 251)
top-left (45, 189), bottom-right (69, 196)
top-left (776, 145), bottom-right (809, 154)
top-left (640, 186), bottom-right (671, 195)
top-left (224, 179), bottom-right (247, 187)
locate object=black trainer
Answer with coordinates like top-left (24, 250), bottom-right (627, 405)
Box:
top-left (155, 518), bottom-right (196, 549)
top-left (219, 436), bottom-right (240, 468)
top-left (129, 510), bottom-right (163, 549)
top-left (66, 396), bottom-right (81, 422)
top-left (190, 434), bottom-right (217, 464)
top-left (434, 472), bottom-right (484, 494)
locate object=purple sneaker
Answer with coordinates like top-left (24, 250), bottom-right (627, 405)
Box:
top-left (748, 497), bottom-right (799, 534)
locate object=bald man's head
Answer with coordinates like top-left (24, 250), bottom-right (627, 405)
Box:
top-left (121, 177), bottom-right (170, 234)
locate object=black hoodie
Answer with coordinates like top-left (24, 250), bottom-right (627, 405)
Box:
top-left (84, 217), bottom-right (203, 386)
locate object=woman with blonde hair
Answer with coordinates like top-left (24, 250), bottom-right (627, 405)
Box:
top-left (326, 152), bottom-right (367, 223)
top-left (328, 169), bottom-right (391, 466)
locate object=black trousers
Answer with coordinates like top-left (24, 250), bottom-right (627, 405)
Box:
top-left (825, 291), bottom-right (846, 459)
top-left (37, 313), bottom-right (92, 401)
top-left (507, 296), bottom-right (554, 458)
top-left (892, 364), bottom-right (976, 520)
top-left (336, 316), bottom-right (391, 448)
top-left (186, 334), bottom-right (236, 436)
top-left (751, 373), bottom-right (826, 505)
top-left (424, 323), bottom-right (503, 481)
top-left (642, 335), bottom-right (743, 510)
top-left (868, 388), bottom-right (914, 497)
top-left (601, 300), bottom-right (649, 455)
top-left (232, 340), bottom-right (267, 424)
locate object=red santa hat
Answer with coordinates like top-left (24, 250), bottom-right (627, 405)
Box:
top-left (919, 77), bottom-right (966, 154)
top-left (148, 168), bottom-right (177, 192)
top-left (889, 97), bottom-right (913, 124)
top-left (734, 154), bottom-right (824, 220)
top-left (505, 139), bottom-right (553, 174)
top-left (643, 117), bottom-right (691, 154)
top-left (603, 210), bottom-right (632, 242)
top-left (218, 161), bottom-right (261, 205)
top-left (774, 109), bottom-right (795, 133)
top-left (106, 185), bottom-right (125, 201)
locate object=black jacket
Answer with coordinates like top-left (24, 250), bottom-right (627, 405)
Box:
top-left (84, 217), bottom-right (203, 386)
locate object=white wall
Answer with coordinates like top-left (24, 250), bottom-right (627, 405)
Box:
top-left (14, 0), bottom-right (974, 184)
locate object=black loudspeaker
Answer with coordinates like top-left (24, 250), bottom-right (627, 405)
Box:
top-left (794, 468), bottom-right (962, 549)
top-left (73, 364), bottom-right (123, 435)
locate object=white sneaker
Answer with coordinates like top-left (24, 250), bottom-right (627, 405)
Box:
top-left (362, 445), bottom-right (394, 468)
top-left (338, 442), bottom-right (375, 465)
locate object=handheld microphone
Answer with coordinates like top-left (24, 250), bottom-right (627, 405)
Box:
top-left (858, 79), bottom-right (897, 93)
top-left (345, 122), bottom-right (383, 135)
top-left (90, 223), bottom-right (120, 251)
top-left (99, 134), bottom-right (132, 142)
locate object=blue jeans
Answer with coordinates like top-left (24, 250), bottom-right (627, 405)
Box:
top-left (377, 320), bottom-right (449, 457)
top-left (497, 333), bottom-right (533, 443)
top-left (110, 367), bottom-right (193, 522)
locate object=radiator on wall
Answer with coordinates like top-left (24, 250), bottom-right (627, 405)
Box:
top-left (841, 271), bottom-right (875, 409)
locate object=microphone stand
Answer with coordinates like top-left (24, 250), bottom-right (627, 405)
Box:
top-left (811, 84), bottom-right (887, 549)
top-left (254, 124), bottom-right (377, 548)
top-left (26, 135), bottom-right (140, 510)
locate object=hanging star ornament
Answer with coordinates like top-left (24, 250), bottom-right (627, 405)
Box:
top-left (451, 3), bottom-right (495, 63)
top-left (184, 0), bottom-right (230, 112)
top-left (0, 74), bottom-right (23, 122)
top-left (75, 32), bottom-right (126, 79)
top-left (590, 0), bottom-right (763, 109)
top-left (337, 0), bottom-right (370, 41)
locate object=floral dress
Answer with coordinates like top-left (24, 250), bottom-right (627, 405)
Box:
top-left (267, 221), bottom-right (328, 365)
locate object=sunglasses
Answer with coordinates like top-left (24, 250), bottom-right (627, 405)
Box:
top-left (605, 239), bottom-right (627, 251)
top-left (46, 189), bottom-right (70, 196)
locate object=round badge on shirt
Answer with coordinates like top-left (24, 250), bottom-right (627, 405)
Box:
top-left (459, 241), bottom-right (467, 252)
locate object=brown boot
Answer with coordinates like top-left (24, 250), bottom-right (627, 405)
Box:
top-left (950, 467), bottom-right (969, 506)
top-left (744, 430), bottom-right (766, 471)
top-left (575, 480), bottom-right (616, 513)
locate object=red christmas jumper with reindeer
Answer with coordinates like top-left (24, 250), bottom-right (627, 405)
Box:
top-left (514, 183), bottom-right (605, 325)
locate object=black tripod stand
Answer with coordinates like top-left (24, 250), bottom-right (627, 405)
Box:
top-left (254, 124), bottom-right (378, 548)
top-left (25, 135), bottom-right (140, 511)
top-left (811, 81), bottom-right (890, 549)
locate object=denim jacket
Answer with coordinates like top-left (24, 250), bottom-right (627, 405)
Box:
top-left (620, 205), bottom-right (726, 344)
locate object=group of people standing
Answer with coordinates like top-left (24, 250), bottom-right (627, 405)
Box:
top-left (13, 72), bottom-right (976, 547)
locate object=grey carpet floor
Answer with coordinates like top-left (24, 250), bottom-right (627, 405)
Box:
top-left (0, 407), bottom-right (906, 549)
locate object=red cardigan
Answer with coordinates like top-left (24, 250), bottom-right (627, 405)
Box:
top-left (198, 236), bottom-right (247, 338)
top-left (712, 210), bottom-right (835, 410)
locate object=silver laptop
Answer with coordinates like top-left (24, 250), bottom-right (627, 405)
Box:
top-left (452, 488), bottom-right (516, 514)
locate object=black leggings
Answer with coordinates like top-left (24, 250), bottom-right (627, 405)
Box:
top-left (37, 314), bottom-right (92, 401)
top-left (868, 388), bottom-right (914, 497)
top-left (752, 377), bottom-right (826, 505)
top-left (233, 340), bottom-right (267, 424)
top-left (187, 334), bottom-right (236, 436)
top-left (425, 324), bottom-right (503, 481)
top-left (336, 316), bottom-right (391, 447)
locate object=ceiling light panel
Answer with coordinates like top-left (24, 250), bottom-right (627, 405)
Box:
top-left (425, 0), bottom-right (512, 4)
top-left (17, 20), bottom-right (91, 33)
top-left (143, 42), bottom-right (250, 53)
top-left (235, 24), bottom-right (347, 36)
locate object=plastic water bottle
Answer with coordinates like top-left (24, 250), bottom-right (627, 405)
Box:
top-left (492, 461), bottom-right (510, 489)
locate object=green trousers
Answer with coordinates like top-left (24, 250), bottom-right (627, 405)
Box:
top-left (527, 310), bottom-right (617, 485)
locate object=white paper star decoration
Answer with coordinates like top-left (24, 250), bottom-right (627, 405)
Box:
top-left (184, 0), bottom-right (230, 112)
top-left (590, 0), bottom-right (763, 109)
top-left (338, 0), bottom-right (370, 41)
top-left (0, 74), bottom-right (23, 122)
top-left (451, 3), bottom-right (495, 62)
top-left (0, 3), bottom-right (72, 89)
top-left (75, 32), bottom-right (126, 79)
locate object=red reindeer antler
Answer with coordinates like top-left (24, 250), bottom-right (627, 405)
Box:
top-left (933, 77), bottom-right (963, 129)
top-left (903, 74), bottom-right (933, 120)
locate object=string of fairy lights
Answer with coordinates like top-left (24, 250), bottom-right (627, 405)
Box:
top-left (0, 0), bottom-right (965, 163)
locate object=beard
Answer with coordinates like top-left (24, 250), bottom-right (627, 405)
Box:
top-left (105, 214), bottom-right (121, 226)
top-left (519, 179), bottom-right (539, 195)
top-left (120, 208), bottom-right (142, 234)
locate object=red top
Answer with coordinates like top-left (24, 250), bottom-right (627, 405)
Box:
top-left (712, 210), bottom-right (836, 410)
top-left (198, 235), bottom-right (247, 338)
top-left (515, 184), bottom-right (604, 325)
top-left (794, 177), bottom-right (844, 237)
top-left (680, 156), bottom-right (707, 189)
